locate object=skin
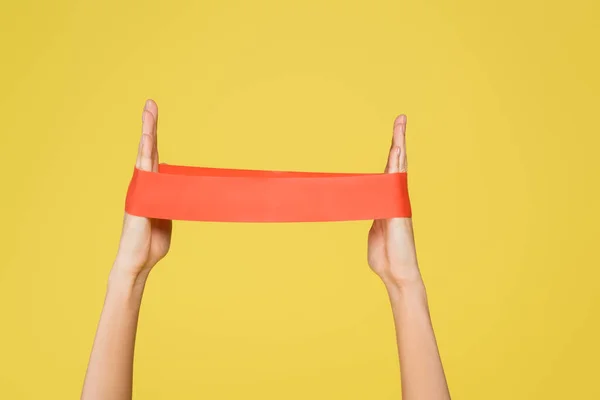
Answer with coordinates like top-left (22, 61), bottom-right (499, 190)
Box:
top-left (81, 100), bottom-right (450, 400)
top-left (368, 114), bottom-right (451, 399)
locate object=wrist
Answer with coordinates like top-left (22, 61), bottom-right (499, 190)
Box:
top-left (103, 267), bottom-right (147, 315)
top-left (383, 275), bottom-right (427, 300)
top-left (108, 264), bottom-right (150, 293)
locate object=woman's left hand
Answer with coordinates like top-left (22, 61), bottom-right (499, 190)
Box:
top-left (112, 99), bottom-right (172, 284)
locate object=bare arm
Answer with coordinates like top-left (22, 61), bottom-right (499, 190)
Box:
top-left (81, 271), bottom-right (147, 399)
top-left (386, 271), bottom-right (449, 399)
top-left (367, 115), bottom-right (450, 399)
top-left (81, 100), bottom-right (172, 400)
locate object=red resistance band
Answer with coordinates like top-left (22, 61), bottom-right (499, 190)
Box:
top-left (125, 163), bottom-right (412, 222)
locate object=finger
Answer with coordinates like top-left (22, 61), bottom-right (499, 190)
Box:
top-left (139, 134), bottom-right (153, 171)
top-left (395, 115), bottom-right (408, 173)
top-left (393, 114), bottom-right (405, 144)
top-left (140, 107), bottom-right (155, 172)
top-left (144, 99), bottom-right (158, 125)
top-left (144, 99), bottom-right (160, 171)
top-left (135, 105), bottom-right (148, 169)
top-left (135, 131), bottom-right (144, 169)
top-left (385, 114), bottom-right (405, 172)
top-left (389, 116), bottom-right (410, 228)
top-left (144, 99), bottom-right (158, 143)
top-left (387, 146), bottom-right (401, 174)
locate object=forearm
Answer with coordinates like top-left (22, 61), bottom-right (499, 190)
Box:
top-left (386, 280), bottom-right (450, 400)
top-left (81, 269), bottom-right (148, 400)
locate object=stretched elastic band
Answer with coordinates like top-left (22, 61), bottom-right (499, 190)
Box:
top-left (125, 163), bottom-right (411, 222)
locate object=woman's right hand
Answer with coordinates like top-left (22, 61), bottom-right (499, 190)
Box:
top-left (367, 114), bottom-right (422, 290)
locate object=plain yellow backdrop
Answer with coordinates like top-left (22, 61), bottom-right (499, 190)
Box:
top-left (1, 0), bottom-right (599, 398)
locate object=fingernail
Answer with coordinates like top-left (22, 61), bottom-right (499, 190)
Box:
top-left (145, 99), bottom-right (152, 109)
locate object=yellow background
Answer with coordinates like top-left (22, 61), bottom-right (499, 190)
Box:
top-left (1, 0), bottom-right (599, 398)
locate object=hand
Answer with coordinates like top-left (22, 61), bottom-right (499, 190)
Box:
top-left (111, 100), bottom-right (172, 283)
top-left (367, 115), bottom-right (421, 289)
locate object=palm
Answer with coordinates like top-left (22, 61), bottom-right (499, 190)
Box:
top-left (367, 219), bottom-right (388, 274)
